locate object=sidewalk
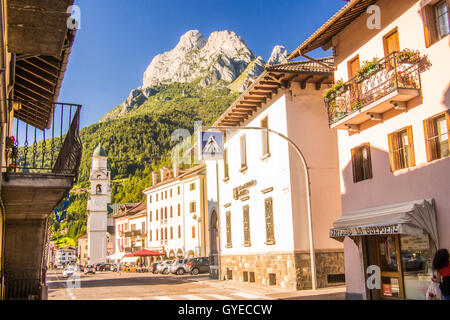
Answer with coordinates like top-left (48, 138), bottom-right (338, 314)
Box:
top-left (199, 278), bottom-right (346, 300)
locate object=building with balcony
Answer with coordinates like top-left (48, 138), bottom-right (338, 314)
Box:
top-left (143, 164), bottom-right (208, 260)
top-left (111, 202), bottom-right (146, 264)
top-left (54, 246), bottom-right (76, 267)
top-left (289, 0), bottom-right (450, 300)
top-left (0, 0), bottom-right (81, 299)
top-left (207, 59), bottom-right (344, 291)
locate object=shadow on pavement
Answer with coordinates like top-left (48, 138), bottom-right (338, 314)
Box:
top-left (47, 273), bottom-right (210, 289)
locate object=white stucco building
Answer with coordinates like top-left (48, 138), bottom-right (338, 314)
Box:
top-left (207, 60), bottom-right (345, 290)
top-left (143, 164), bottom-right (208, 259)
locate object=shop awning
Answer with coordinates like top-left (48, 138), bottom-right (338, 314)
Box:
top-left (107, 252), bottom-right (126, 260)
top-left (330, 199), bottom-right (438, 247)
top-left (120, 256), bottom-right (140, 264)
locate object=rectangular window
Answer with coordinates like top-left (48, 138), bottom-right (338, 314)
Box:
top-left (351, 143), bottom-right (373, 183)
top-left (150, 195), bottom-right (152, 203)
top-left (156, 209), bottom-right (158, 221)
top-left (422, 1), bottom-right (450, 47)
top-left (170, 189), bottom-right (172, 197)
top-left (190, 183), bottom-right (196, 191)
top-left (170, 227), bottom-right (173, 240)
top-left (388, 126), bottom-right (416, 171)
top-left (178, 225), bottom-right (181, 238)
top-left (178, 186), bottom-right (181, 195)
top-left (240, 134), bottom-right (247, 170)
top-left (141, 222), bottom-right (145, 232)
top-left (192, 226), bottom-right (196, 239)
top-left (223, 148), bottom-right (229, 180)
top-left (424, 111), bottom-right (450, 161)
top-left (156, 229), bottom-right (158, 241)
top-left (150, 230), bottom-right (152, 241)
top-left (383, 28), bottom-right (400, 56)
top-left (261, 116), bottom-right (270, 157)
top-left (170, 206), bottom-right (173, 218)
top-left (264, 198), bottom-right (275, 245)
top-left (178, 204), bottom-right (181, 216)
top-left (150, 211), bottom-right (152, 222)
top-left (226, 211), bottom-right (232, 248)
top-left (243, 205), bottom-right (251, 247)
top-left (156, 193), bottom-right (158, 201)
top-left (190, 202), bottom-right (196, 213)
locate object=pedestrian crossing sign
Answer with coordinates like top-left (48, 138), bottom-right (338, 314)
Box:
top-left (200, 131), bottom-right (223, 160)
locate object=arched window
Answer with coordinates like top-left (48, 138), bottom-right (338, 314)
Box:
top-left (96, 184), bottom-right (102, 194)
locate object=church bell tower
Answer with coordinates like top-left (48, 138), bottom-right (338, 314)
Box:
top-left (87, 144), bottom-right (111, 264)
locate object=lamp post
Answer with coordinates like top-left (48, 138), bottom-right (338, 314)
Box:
top-left (200, 126), bottom-right (317, 291)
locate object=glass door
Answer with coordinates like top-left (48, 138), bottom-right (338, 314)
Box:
top-left (376, 235), bottom-right (405, 299)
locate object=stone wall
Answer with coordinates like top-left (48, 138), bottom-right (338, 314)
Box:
top-left (220, 250), bottom-right (345, 291)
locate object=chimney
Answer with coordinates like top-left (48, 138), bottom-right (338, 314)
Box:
top-left (160, 167), bottom-right (168, 182)
top-left (152, 172), bottom-right (158, 185)
top-left (173, 163), bottom-right (179, 178)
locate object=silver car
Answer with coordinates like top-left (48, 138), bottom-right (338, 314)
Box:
top-left (169, 258), bottom-right (188, 275)
top-left (156, 260), bottom-right (173, 274)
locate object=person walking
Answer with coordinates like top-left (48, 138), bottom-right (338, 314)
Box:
top-left (432, 248), bottom-right (450, 300)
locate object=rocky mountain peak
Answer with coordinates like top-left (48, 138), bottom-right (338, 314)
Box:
top-left (267, 45), bottom-right (288, 65)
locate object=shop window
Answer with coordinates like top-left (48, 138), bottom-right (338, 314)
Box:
top-left (327, 274), bottom-right (346, 284)
top-left (388, 126), bottom-right (416, 171)
top-left (424, 111), bottom-right (450, 162)
top-left (422, 0), bottom-right (450, 47)
top-left (351, 143), bottom-right (373, 182)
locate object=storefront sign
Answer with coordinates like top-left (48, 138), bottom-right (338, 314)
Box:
top-left (330, 224), bottom-right (400, 238)
top-left (233, 180), bottom-right (257, 200)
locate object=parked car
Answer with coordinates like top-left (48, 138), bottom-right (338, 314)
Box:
top-left (150, 262), bottom-right (159, 274)
top-left (62, 265), bottom-right (77, 278)
top-left (97, 263), bottom-right (111, 271)
top-left (186, 257), bottom-right (210, 275)
top-left (84, 265), bottom-right (96, 274)
top-left (156, 260), bottom-right (173, 274)
top-left (110, 264), bottom-right (119, 272)
top-left (170, 258), bottom-right (189, 275)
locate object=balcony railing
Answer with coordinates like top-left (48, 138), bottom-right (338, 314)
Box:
top-left (124, 230), bottom-right (142, 238)
top-left (325, 51), bottom-right (422, 127)
top-left (4, 99), bottom-right (82, 179)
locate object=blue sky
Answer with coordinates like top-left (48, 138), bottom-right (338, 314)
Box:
top-left (59, 0), bottom-right (347, 129)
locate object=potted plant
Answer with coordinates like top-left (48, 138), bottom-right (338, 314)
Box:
top-left (355, 58), bottom-right (382, 83)
top-left (396, 49), bottom-right (420, 64)
top-left (6, 136), bottom-right (18, 161)
top-left (323, 87), bottom-right (336, 102)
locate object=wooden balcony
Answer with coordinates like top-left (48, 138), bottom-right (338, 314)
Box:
top-left (325, 51), bottom-right (423, 132)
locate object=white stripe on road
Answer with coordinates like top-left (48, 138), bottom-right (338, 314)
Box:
top-left (207, 294), bottom-right (233, 300)
top-left (230, 292), bottom-right (264, 299)
top-left (181, 294), bottom-right (206, 300)
top-left (154, 296), bottom-right (174, 300)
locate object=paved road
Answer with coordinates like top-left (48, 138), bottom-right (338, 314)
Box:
top-left (46, 269), bottom-right (275, 300)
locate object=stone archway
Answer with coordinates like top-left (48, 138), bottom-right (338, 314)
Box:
top-left (209, 210), bottom-right (219, 256)
top-left (168, 249), bottom-right (175, 259)
top-left (176, 249), bottom-right (184, 258)
top-left (187, 250), bottom-right (195, 258)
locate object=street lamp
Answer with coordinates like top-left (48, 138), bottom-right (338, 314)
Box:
top-left (199, 126), bottom-right (317, 291)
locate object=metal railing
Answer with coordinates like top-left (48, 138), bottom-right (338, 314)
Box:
top-left (325, 51), bottom-right (422, 125)
top-left (4, 99), bottom-right (82, 179)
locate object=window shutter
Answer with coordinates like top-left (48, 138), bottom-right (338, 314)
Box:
top-left (351, 147), bottom-right (358, 182)
top-left (422, 5), bottom-right (438, 47)
top-left (388, 133), bottom-right (396, 172)
top-left (406, 126), bottom-right (416, 167)
top-left (446, 110), bottom-right (450, 133)
top-left (364, 143), bottom-right (373, 179)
